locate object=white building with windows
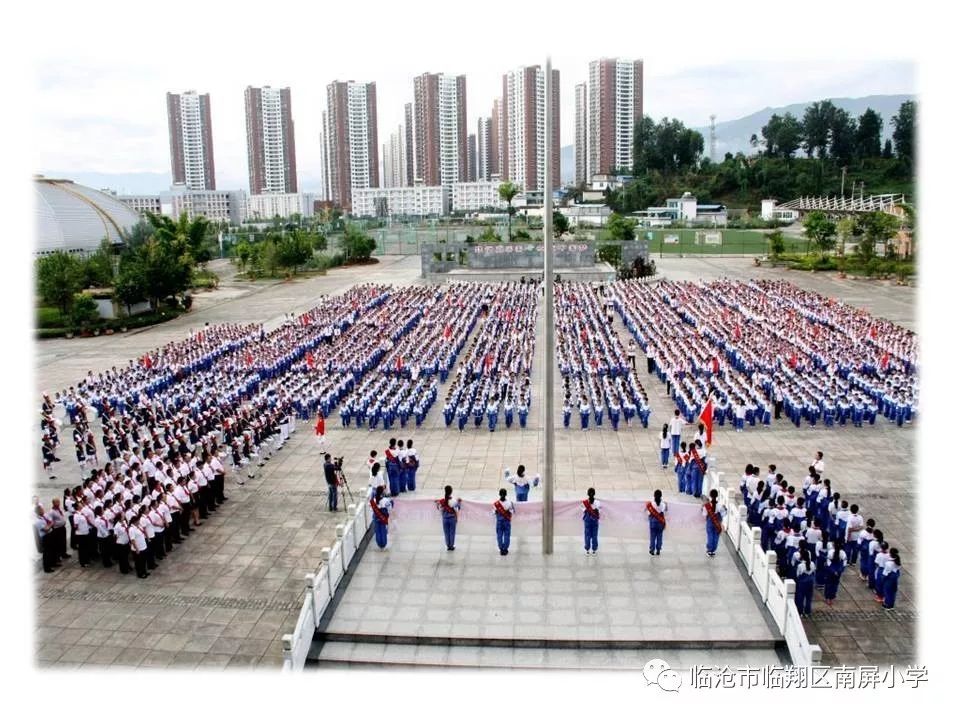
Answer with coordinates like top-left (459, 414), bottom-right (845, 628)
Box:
top-left (247, 192), bottom-right (320, 220)
top-left (451, 179), bottom-right (507, 213)
top-left (352, 185), bottom-right (446, 218)
top-left (118, 185), bottom-right (247, 225)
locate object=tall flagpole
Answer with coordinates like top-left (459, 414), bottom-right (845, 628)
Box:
top-left (542, 56), bottom-right (555, 555)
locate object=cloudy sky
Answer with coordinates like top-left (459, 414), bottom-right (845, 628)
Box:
top-left (31, 0), bottom-right (916, 193)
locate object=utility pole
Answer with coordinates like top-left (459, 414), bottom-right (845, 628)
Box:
top-left (542, 56), bottom-right (555, 555)
top-left (840, 166), bottom-right (847, 200)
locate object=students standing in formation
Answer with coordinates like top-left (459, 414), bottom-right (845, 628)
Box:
top-left (658, 425), bottom-right (671, 469)
top-left (582, 488), bottom-right (601, 555)
top-left (436, 485), bottom-right (461, 551)
top-left (645, 490), bottom-right (667, 556)
top-left (492, 488), bottom-right (515, 556)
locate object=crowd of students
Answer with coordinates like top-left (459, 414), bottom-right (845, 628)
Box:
top-left (610, 279), bottom-right (918, 431)
top-left (736, 455), bottom-right (903, 616)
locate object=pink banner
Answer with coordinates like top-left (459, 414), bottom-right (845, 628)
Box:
top-left (386, 498), bottom-right (713, 538)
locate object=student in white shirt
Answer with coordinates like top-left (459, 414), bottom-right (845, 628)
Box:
top-left (645, 489), bottom-right (668, 556)
top-left (492, 488), bottom-right (516, 556)
top-left (582, 487), bottom-right (602, 555)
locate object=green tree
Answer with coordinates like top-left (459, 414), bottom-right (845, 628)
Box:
top-left (145, 211), bottom-right (213, 265)
top-left (478, 225), bottom-right (500, 243)
top-left (855, 108), bottom-right (883, 159)
top-left (801, 101), bottom-right (836, 158)
top-left (802, 211), bottom-right (836, 255)
top-left (553, 210), bottom-right (569, 238)
top-left (137, 236), bottom-right (194, 309)
top-left (882, 139), bottom-right (894, 159)
top-left (836, 216), bottom-right (857, 256)
top-left (606, 212), bottom-right (637, 242)
top-left (632, 115), bottom-right (656, 175)
top-left (861, 211), bottom-right (900, 258)
top-left (80, 240), bottom-right (116, 287)
top-left (828, 108), bottom-right (857, 164)
top-left (125, 220), bottom-right (154, 251)
top-left (276, 230), bottom-right (315, 273)
top-left (767, 229), bottom-right (786, 258)
top-left (339, 224), bottom-right (377, 263)
top-left (36, 251), bottom-right (82, 315)
top-left (758, 113), bottom-right (803, 159)
top-left (235, 240), bottom-right (252, 271)
top-left (892, 100), bottom-right (916, 167)
top-left (114, 258), bottom-right (148, 315)
top-left (498, 182), bottom-right (521, 241)
top-left (69, 293), bottom-right (100, 329)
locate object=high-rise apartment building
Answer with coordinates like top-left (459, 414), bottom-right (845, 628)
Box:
top-left (413, 72), bottom-right (467, 187)
top-left (574, 82), bottom-right (588, 186)
top-left (490, 99), bottom-right (501, 178)
top-left (323, 80), bottom-right (379, 211)
top-left (403, 102), bottom-right (415, 187)
top-left (467, 133), bottom-right (477, 182)
top-left (587, 58), bottom-right (643, 176)
top-left (383, 125), bottom-right (406, 188)
top-left (477, 116), bottom-right (492, 181)
top-left (244, 86), bottom-right (298, 194)
top-left (500, 65), bottom-right (560, 193)
top-left (166, 91), bottom-right (216, 190)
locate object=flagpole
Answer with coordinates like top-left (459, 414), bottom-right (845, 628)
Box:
top-left (542, 56), bottom-right (555, 556)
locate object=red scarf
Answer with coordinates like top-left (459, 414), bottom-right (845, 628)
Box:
top-left (494, 501), bottom-right (512, 521)
top-left (646, 502), bottom-right (666, 527)
top-left (582, 499), bottom-right (599, 519)
top-left (370, 498), bottom-right (389, 525)
top-left (704, 502), bottom-right (723, 533)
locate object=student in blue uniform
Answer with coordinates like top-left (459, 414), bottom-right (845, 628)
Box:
top-left (659, 424), bottom-right (671, 470)
top-left (879, 552), bottom-right (901, 610)
top-left (562, 395), bottom-right (572, 429)
top-left (492, 488), bottom-right (515, 556)
top-left (702, 488), bottom-right (725, 557)
top-left (645, 489), bottom-right (667, 556)
top-left (675, 442), bottom-right (688, 493)
top-left (582, 487), bottom-right (601, 555)
top-left (579, 396), bottom-right (591, 430)
top-left (518, 395), bottom-right (529, 429)
top-left (794, 548), bottom-right (816, 617)
top-left (506, 465), bottom-right (537, 502)
top-left (857, 521), bottom-right (876, 580)
top-left (436, 485), bottom-right (461, 551)
top-left (823, 542), bottom-right (847, 606)
top-left (370, 485), bottom-right (392, 550)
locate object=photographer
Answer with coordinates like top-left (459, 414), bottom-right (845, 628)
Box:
top-left (324, 454), bottom-right (339, 512)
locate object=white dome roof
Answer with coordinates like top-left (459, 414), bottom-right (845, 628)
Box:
top-left (34, 177), bottom-right (141, 255)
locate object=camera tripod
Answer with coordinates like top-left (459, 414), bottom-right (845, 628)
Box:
top-left (334, 458), bottom-right (356, 510)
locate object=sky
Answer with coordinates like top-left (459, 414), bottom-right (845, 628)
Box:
top-left (30, 2), bottom-right (915, 194)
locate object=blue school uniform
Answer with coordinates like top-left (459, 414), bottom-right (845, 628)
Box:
top-left (823, 555), bottom-right (845, 601)
top-left (582, 499), bottom-right (600, 552)
top-left (881, 566), bottom-right (900, 609)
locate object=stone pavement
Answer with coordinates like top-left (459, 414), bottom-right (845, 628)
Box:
top-left (32, 256), bottom-right (917, 668)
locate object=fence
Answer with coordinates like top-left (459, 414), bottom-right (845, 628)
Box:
top-left (707, 469), bottom-right (823, 666)
top-left (639, 229), bottom-right (807, 256)
top-left (281, 500), bottom-right (371, 671)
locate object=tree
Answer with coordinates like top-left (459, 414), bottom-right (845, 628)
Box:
top-left (125, 220), bottom-right (154, 251)
top-left (339, 224), bottom-right (377, 263)
top-left (767, 229), bottom-right (786, 258)
top-left (882, 139), bottom-right (893, 159)
top-left (552, 211), bottom-right (569, 238)
top-left (828, 108), bottom-right (857, 165)
top-left (478, 225), bottom-right (500, 243)
top-left (69, 294), bottom-right (100, 329)
top-left (235, 240), bottom-right (252, 271)
top-left (36, 252), bottom-right (82, 315)
top-left (759, 113), bottom-right (803, 159)
top-left (835, 216), bottom-right (857, 256)
top-left (632, 115), bottom-right (656, 175)
top-left (802, 211), bottom-right (836, 256)
top-left (892, 100), bottom-right (915, 167)
top-left (145, 211), bottom-right (213, 265)
top-left (114, 257), bottom-right (148, 315)
top-left (498, 182), bottom-right (521, 240)
top-left (855, 108), bottom-right (883, 159)
top-left (606, 212), bottom-right (637, 242)
top-left (80, 240), bottom-right (115, 288)
top-left (861, 211), bottom-right (900, 258)
top-left (801, 101), bottom-right (836, 158)
top-left (276, 230), bottom-right (315, 273)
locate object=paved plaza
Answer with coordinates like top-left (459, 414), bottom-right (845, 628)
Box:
top-left (32, 256), bottom-right (917, 669)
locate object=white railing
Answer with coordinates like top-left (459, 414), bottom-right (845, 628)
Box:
top-left (282, 502), bottom-right (369, 670)
top-left (714, 472), bottom-right (822, 666)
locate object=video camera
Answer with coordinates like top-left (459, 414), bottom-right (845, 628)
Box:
top-left (333, 456), bottom-right (344, 470)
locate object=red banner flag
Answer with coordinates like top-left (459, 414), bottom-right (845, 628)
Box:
top-left (789, 353), bottom-right (798, 369)
top-left (306, 351), bottom-right (314, 369)
top-left (880, 352), bottom-right (890, 370)
top-left (734, 324), bottom-right (742, 340)
top-left (245, 352), bottom-right (254, 367)
top-left (301, 314), bottom-right (310, 326)
top-left (196, 331), bottom-right (204, 343)
top-left (142, 354), bottom-right (152, 369)
top-left (395, 356), bottom-right (404, 371)
top-left (484, 352), bottom-right (493, 370)
top-left (698, 397), bottom-right (714, 446)
top-left (443, 324), bottom-right (452, 339)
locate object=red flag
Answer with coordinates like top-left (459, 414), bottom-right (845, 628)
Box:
top-left (196, 331), bottom-right (204, 343)
top-left (395, 355), bottom-right (404, 371)
top-left (734, 324), bottom-right (742, 340)
top-left (245, 352), bottom-right (254, 367)
top-left (870, 326), bottom-right (878, 340)
top-left (698, 397), bottom-right (714, 446)
top-left (314, 414), bottom-right (325, 436)
top-left (880, 352), bottom-right (890, 370)
top-left (142, 354), bottom-right (152, 369)
top-left (484, 352), bottom-right (493, 370)
top-left (711, 356), bottom-right (719, 374)
top-left (306, 351), bottom-right (314, 370)
top-left (443, 324), bottom-right (452, 339)
top-left (789, 354), bottom-right (798, 369)
top-left (301, 314), bottom-right (309, 326)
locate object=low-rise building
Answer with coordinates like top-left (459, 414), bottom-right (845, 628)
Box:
top-left (451, 180), bottom-right (507, 212)
top-left (119, 184), bottom-right (247, 225)
top-left (560, 203), bottom-right (612, 227)
top-left (760, 198), bottom-right (800, 223)
top-left (246, 192), bottom-right (321, 221)
top-left (351, 184), bottom-right (447, 218)
top-left (632, 192), bottom-right (727, 227)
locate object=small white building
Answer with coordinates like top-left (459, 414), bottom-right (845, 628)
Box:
top-left (633, 192), bottom-right (727, 227)
top-left (561, 203), bottom-right (612, 227)
top-left (351, 185), bottom-right (447, 218)
top-left (247, 192), bottom-right (321, 221)
top-left (761, 198), bottom-right (800, 223)
top-left (119, 185), bottom-right (248, 225)
top-left (451, 180), bottom-right (507, 212)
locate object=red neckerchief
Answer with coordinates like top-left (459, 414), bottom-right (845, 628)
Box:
top-left (704, 502), bottom-right (723, 533)
top-left (494, 500), bottom-right (512, 521)
top-left (582, 499), bottom-right (599, 519)
top-left (690, 447), bottom-right (707, 472)
top-left (370, 498), bottom-right (389, 525)
top-left (646, 502), bottom-right (666, 527)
